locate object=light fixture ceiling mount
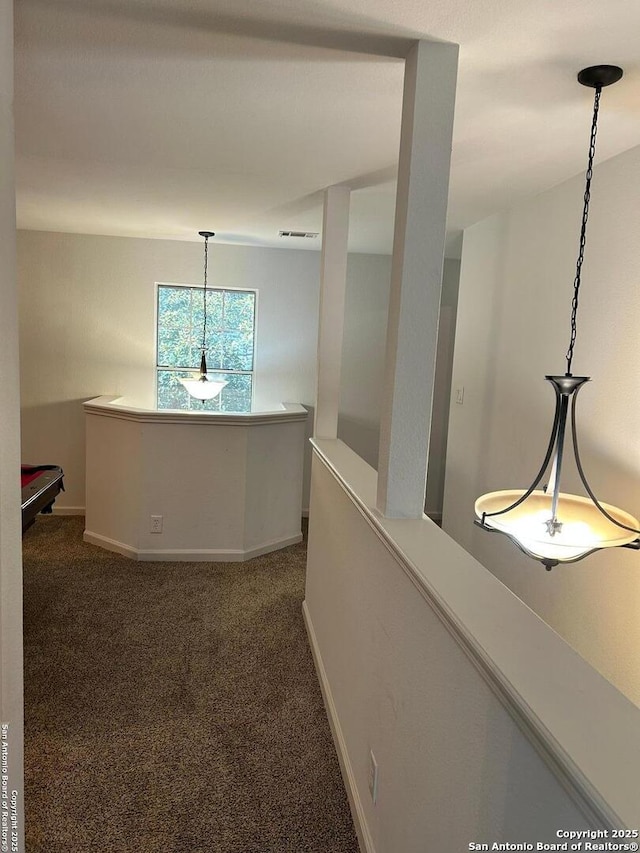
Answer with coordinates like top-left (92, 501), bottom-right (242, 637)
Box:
top-left (474, 65), bottom-right (639, 569)
top-left (577, 65), bottom-right (623, 88)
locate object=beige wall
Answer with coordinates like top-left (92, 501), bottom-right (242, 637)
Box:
top-left (18, 231), bottom-right (401, 514)
top-left (425, 257), bottom-right (460, 516)
top-left (338, 252), bottom-right (392, 466)
top-left (443, 144), bottom-right (640, 706)
top-left (84, 401), bottom-right (306, 559)
top-left (304, 442), bottom-right (637, 849)
top-left (18, 231), bottom-right (322, 510)
top-left (0, 0), bottom-right (25, 845)
top-left (338, 254), bottom-right (460, 519)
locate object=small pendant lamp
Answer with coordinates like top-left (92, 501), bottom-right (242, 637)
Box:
top-left (474, 65), bottom-right (640, 569)
top-left (179, 231), bottom-right (228, 404)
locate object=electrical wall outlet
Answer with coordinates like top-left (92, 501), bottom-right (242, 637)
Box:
top-left (368, 750), bottom-right (379, 804)
top-left (455, 386), bottom-right (465, 405)
top-left (150, 515), bottom-right (163, 533)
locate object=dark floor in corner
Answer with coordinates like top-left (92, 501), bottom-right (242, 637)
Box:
top-left (22, 516), bottom-right (358, 853)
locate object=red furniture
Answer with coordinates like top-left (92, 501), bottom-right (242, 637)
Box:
top-left (21, 465), bottom-right (64, 533)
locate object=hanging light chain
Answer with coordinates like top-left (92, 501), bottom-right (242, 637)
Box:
top-left (566, 85), bottom-right (601, 376)
top-left (202, 233), bottom-right (209, 353)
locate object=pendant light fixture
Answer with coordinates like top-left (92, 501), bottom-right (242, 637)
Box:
top-left (178, 231), bottom-right (228, 404)
top-left (474, 65), bottom-right (640, 570)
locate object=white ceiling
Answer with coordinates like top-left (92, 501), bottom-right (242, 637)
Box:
top-left (14, 0), bottom-right (640, 257)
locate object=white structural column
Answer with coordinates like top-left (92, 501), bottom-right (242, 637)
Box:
top-left (377, 40), bottom-right (459, 518)
top-left (0, 0), bottom-right (25, 848)
top-left (314, 185), bottom-right (351, 439)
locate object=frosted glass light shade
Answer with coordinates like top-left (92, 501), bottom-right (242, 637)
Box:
top-left (178, 375), bottom-right (228, 402)
top-left (475, 490), bottom-right (640, 564)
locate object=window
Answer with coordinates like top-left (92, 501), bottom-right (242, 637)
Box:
top-left (156, 284), bottom-right (256, 412)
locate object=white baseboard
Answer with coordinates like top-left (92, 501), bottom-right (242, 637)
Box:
top-left (83, 531), bottom-right (138, 559)
top-left (52, 506), bottom-right (85, 516)
top-left (302, 600), bottom-right (375, 853)
top-left (83, 529), bottom-right (302, 562)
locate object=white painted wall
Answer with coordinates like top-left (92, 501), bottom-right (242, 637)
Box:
top-left (84, 398), bottom-right (306, 560)
top-left (376, 40), bottom-right (458, 520)
top-left (18, 231), bottom-right (322, 511)
top-left (18, 231), bottom-right (399, 516)
top-left (338, 253), bottom-right (392, 466)
top-left (425, 258), bottom-right (459, 517)
top-left (338, 255), bottom-right (460, 518)
top-left (305, 441), bottom-right (640, 851)
top-left (0, 0), bottom-right (25, 845)
top-left (443, 144), bottom-right (640, 706)
top-left (315, 186), bottom-right (350, 440)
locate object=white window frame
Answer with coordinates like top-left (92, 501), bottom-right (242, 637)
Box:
top-left (154, 281), bottom-right (258, 411)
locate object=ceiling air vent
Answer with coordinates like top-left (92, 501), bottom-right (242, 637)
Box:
top-left (278, 230), bottom-right (319, 238)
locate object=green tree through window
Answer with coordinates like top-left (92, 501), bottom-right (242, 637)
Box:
top-left (156, 284), bottom-right (256, 412)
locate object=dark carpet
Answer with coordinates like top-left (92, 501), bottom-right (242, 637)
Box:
top-left (22, 516), bottom-right (358, 853)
